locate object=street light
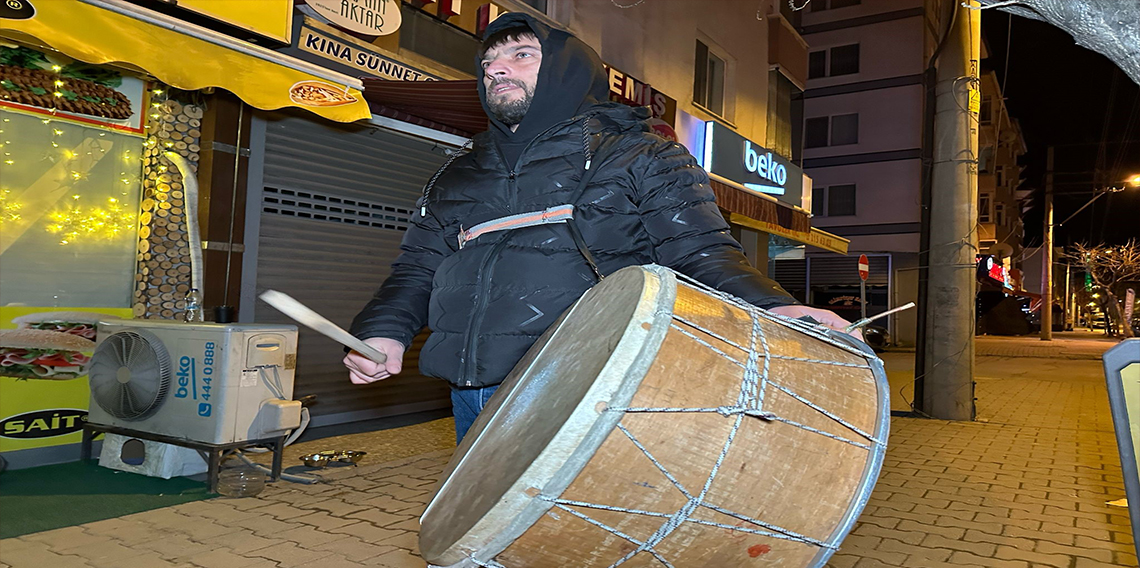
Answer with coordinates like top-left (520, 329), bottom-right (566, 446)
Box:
top-left (1057, 178), bottom-right (1140, 228)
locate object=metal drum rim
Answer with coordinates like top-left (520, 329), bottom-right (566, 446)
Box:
top-left (807, 331), bottom-right (892, 568)
top-left (421, 265), bottom-right (679, 566)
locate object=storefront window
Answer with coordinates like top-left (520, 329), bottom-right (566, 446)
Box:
top-left (0, 110), bottom-right (142, 307)
top-left (0, 48), bottom-right (144, 308)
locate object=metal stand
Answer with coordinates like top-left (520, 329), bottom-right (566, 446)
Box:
top-left (81, 423), bottom-right (286, 493)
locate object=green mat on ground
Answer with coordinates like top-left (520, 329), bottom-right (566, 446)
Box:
top-left (0, 460), bottom-right (212, 539)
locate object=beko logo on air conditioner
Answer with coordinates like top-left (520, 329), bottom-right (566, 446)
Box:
top-left (173, 341), bottom-right (214, 417)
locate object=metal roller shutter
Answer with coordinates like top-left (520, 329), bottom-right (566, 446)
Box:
top-left (254, 113), bottom-right (455, 426)
top-left (809, 255), bottom-right (890, 286)
top-left (772, 259), bottom-right (807, 292)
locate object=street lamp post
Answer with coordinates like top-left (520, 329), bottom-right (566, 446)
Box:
top-left (1042, 148), bottom-right (1054, 341)
top-left (1046, 173), bottom-right (1140, 339)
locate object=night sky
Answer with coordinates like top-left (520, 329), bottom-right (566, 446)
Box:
top-left (981, 11), bottom-right (1140, 247)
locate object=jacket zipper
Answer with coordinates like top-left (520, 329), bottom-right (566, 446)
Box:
top-left (460, 117), bottom-right (592, 385)
top-left (461, 237), bottom-right (512, 385)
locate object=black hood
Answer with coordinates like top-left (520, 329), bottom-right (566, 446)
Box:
top-left (477, 13), bottom-right (609, 168)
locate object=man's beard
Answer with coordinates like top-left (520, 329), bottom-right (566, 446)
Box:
top-left (486, 79), bottom-right (534, 126)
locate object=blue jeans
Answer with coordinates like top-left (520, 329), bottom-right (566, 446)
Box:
top-left (450, 385), bottom-right (499, 444)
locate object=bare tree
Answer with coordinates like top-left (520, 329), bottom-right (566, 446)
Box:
top-left (977, 0), bottom-right (1140, 85)
top-left (1066, 241), bottom-right (1140, 337)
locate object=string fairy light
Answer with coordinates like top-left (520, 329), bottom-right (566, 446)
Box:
top-left (0, 188), bottom-right (22, 223)
top-left (45, 195), bottom-right (135, 245)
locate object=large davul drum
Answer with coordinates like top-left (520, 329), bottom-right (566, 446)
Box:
top-left (420, 265), bottom-right (889, 567)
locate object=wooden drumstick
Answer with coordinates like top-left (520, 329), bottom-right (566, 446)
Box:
top-left (844, 302), bottom-right (916, 333)
top-left (259, 290), bottom-right (388, 365)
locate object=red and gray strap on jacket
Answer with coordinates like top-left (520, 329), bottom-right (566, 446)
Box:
top-left (458, 204), bottom-right (603, 280)
top-left (458, 205), bottom-right (575, 248)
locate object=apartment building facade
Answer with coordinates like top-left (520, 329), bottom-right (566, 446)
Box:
top-left (772, 0), bottom-right (950, 346)
top-left (977, 69), bottom-right (1027, 265)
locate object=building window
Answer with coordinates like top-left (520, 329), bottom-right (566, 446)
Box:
top-left (995, 203), bottom-right (1006, 227)
top-left (804, 117), bottom-right (829, 148)
top-left (517, 0), bottom-right (548, 12)
top-left (830, 113), bottom-right (859, 145)
top-left (808, 51), bottom-right (827, 79)
top-left (979, 194), bottom-right (992, 223)
top-left (995, 166), bottom-right (1004, 188)
top-left (807, 44), bottom-right (860, 79)
top-left (767, 70), bottom-right (805, 162)
top-left (829, 44), bottom-right (860, 76)
top-left (694, 40), bottom-right (726, 117)
top-left (812, 187), bottom-right (826, 215)
top-left (828, 184), bottom-right (857, 216)
top-left (813, 185), bottom-right (856, 217)
top-left (978, 146), bottom-right (993, 173)
top-left (811, 0), bottom-right (861, 11)
top-left (980, 97), bottom-right (992, 124)
top-left (804, 114), bottom-right (858, 148)
top-left (399, 3), bottom-right (481, 73)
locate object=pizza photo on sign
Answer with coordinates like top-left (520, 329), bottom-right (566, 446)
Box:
top-left (288, 80), bottom-right (358, 107)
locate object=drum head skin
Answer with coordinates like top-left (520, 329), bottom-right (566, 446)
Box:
top-left (420, 265), bottom-right (677, 565)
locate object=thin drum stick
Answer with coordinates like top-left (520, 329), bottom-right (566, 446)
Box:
top-left (259, 290), bottom-right (388, 365)
top-left (844, 302), bottom-right (917, 334)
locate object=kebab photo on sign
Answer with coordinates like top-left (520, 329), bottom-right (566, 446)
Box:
top-left (0, 46), bottom-right (133, 120)
top-left (0, 311), bottom-right (119, 381)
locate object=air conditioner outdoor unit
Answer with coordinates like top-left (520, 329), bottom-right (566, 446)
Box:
top-left (87, 320), bottom-right (301, 445)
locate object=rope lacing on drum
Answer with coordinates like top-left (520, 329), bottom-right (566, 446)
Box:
top-left (525, 273), bottom-right (886, 567)
top-left (471, 269), bottom-right (886, 568)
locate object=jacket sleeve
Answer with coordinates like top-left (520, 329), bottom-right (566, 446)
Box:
top-left (349, 201), bottom-right (453, 347)
top-left (635, 138), bottom-right (799, 310)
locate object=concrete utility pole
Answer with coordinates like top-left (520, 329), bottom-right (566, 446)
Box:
top-left (922, 0), bottom-right (980, 421)
top-left (1041, 146), bottom-right (1054, 340)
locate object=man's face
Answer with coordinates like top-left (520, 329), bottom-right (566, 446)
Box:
top-left (481, 35), bottom-right (542, 127)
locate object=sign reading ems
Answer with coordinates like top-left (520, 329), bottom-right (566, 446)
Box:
top-left (700, 121), bottom-right (804, 208)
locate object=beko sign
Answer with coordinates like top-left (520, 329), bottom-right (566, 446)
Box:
top-left (743, 141), bottom-right (787, 190)
top-left (701, 121), bottom-right (802, 207)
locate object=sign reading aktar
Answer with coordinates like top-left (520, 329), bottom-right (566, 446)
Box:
top-left (306, 0), bottom-right (401, 36)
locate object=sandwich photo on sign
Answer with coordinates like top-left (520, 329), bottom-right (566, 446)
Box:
top-left (0, 329), bottom-right (94, 380)
top-left (11, 311), bottom-right (119, 341)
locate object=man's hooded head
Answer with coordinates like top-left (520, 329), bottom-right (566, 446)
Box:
top-left (480, 26), bottom-right (542, 127)
top-left (476, 13), bottom-right (610, 165)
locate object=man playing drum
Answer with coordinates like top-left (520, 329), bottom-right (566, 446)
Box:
top-left (344, 13), bottom-right (854, 442)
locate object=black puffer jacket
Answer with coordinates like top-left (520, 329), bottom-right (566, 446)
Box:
top-left (350, 16), bottom-right (796, 387)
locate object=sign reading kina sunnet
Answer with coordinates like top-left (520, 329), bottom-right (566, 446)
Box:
top-left (699, 121), bottom-right (804, 208)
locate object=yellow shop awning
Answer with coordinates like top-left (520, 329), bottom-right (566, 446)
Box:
top-left (727, 213), bottom-right (851, 255)
top-left (0, 0), bottom-right (371, 123)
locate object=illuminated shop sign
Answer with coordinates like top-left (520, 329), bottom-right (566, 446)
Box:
top-left (977, 255), bottom-right (1010, 287)
top-left (601, 64), bottom-right (677, 127)
top-left (700, 121), bottom-right (803, 207)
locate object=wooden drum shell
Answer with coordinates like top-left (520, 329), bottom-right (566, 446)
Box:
top-left (421, 265), bottom-right (889, 568)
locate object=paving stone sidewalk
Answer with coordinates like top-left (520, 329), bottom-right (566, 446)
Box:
top-left (1, 336), bottom-right (1135, 568)
top-left (973, 332), bottom-right (1120, 360)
